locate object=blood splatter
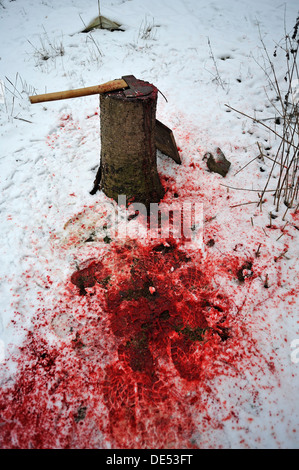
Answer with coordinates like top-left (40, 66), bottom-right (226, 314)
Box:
top-left (0, 233), bottom-right (275, 448)
top-left (0, 116), bottom-right (283, 448)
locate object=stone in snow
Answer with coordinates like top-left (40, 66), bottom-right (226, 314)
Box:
top-left (204, 147), bottom-right (231, 177)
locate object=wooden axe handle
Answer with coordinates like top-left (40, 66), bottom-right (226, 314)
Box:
top-left (29, 78), bottom-right (128, 104)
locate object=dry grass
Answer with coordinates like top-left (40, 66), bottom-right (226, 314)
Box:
top-left (226, 16), bottom-right (299, 220)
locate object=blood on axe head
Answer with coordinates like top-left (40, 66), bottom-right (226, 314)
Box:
top-left (121, 75), bottom-right (153, 98)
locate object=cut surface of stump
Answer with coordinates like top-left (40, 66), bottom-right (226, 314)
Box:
top-left (99, 78), bottom-right (164, 209)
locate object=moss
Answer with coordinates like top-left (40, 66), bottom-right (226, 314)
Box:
top-left (119, 279), bottom-right (154, 301)
top-left (74, 406), bottom-right (87, 423)
top-left (99, 275), bottom-right (111, 287)
top-left (178, 325), bottom-right (206, 342)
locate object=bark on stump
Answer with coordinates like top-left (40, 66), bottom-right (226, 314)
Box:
top-left (99, 79), bottom-right (164, 209)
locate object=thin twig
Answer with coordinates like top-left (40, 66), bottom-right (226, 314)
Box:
top-left (276, 221), bottom-right (288, 241)
top-left (207, 37), bottom-right (226, 91)
top-left (220, 183), bottom-right (276, 192)
top-left (274, 249), bottom-right (289, 262)
top-left (13, 116), bottom-right (33, 123)
top-left (234, 155), bottom-right (259, 176)
top-left (79, 14), bottom-right (103, 56)
top-left (255, 243), bottom-right (262, 257)
top-left (229, 200), bottom-right (265, 208)
top-left (225, 104), bottom-right (297, 149)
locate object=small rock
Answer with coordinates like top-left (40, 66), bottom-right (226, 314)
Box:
top-left (74, 406), bottom-right (87, 423)
top-left (204, 147), bottom-right (231, 177)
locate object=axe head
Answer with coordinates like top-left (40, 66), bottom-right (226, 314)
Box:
top-left (122, 75), bottom-right (153, 97)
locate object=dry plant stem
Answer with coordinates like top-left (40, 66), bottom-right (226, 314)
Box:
top-left (234, 155), bottom-right (259, 176)
top-left (79, 14), bottom-right (103, 56)
top-left (258, 139), bottom-right (284, 209)
top-left (275, 121), bottom-right (298, 210)
top-left (255, 243), bottom-right (261, 257)
top-left (4, 73), bottom-right (35, 121)
top-left (5, 74), bottom-right (22, 100)
top-left (138, 16), bottom-right (157, 41)
top-left (263, 28), bottom-right (299, 213)
top-left (276, 221), bottom-right (288, 240)
top-left (275, 249), bottom-right (288, 262)
top-left (264, 274), bottom-right (269, 288)
top-left (282, 186), bottom-right (297, 220)
top-left (207, 37), bottom-right (226, 91)
top-left (13, 116), bottom-right (32, 123)
top-left (230, 200), bottom-right (263, 208)
top-left (262, 152), bottom-right (288, 168)
top-left (224, 104), bottom-right (297, 149)
top-left (227, 27), bottom-right (299, 214)
top-left (221, 183), bottom-right (276, 192)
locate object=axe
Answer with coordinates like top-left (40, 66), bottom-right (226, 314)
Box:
top-left (29, 75), bottom-right (181, 164)
top-left (29, 75), bottom-right (154, 102)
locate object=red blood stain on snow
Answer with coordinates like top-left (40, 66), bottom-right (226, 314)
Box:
top-left (46, 113), bottom-right (80, 148)
top-left (0, 235), bottom-right (275, 449)
top-left (0, 118), bottom-right (282, 448)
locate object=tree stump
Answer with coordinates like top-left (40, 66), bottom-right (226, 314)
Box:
top-left (98, 78), bottom-right (164, 209)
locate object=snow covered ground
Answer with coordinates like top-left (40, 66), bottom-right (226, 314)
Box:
top-left (0, 0), bottom-right (298, 449)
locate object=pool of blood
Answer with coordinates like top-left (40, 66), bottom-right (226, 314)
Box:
top-left (0, 230), bottom-right (274, 448)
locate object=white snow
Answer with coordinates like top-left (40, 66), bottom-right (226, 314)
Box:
top-left (0, 0), bottom-right (298, 449)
